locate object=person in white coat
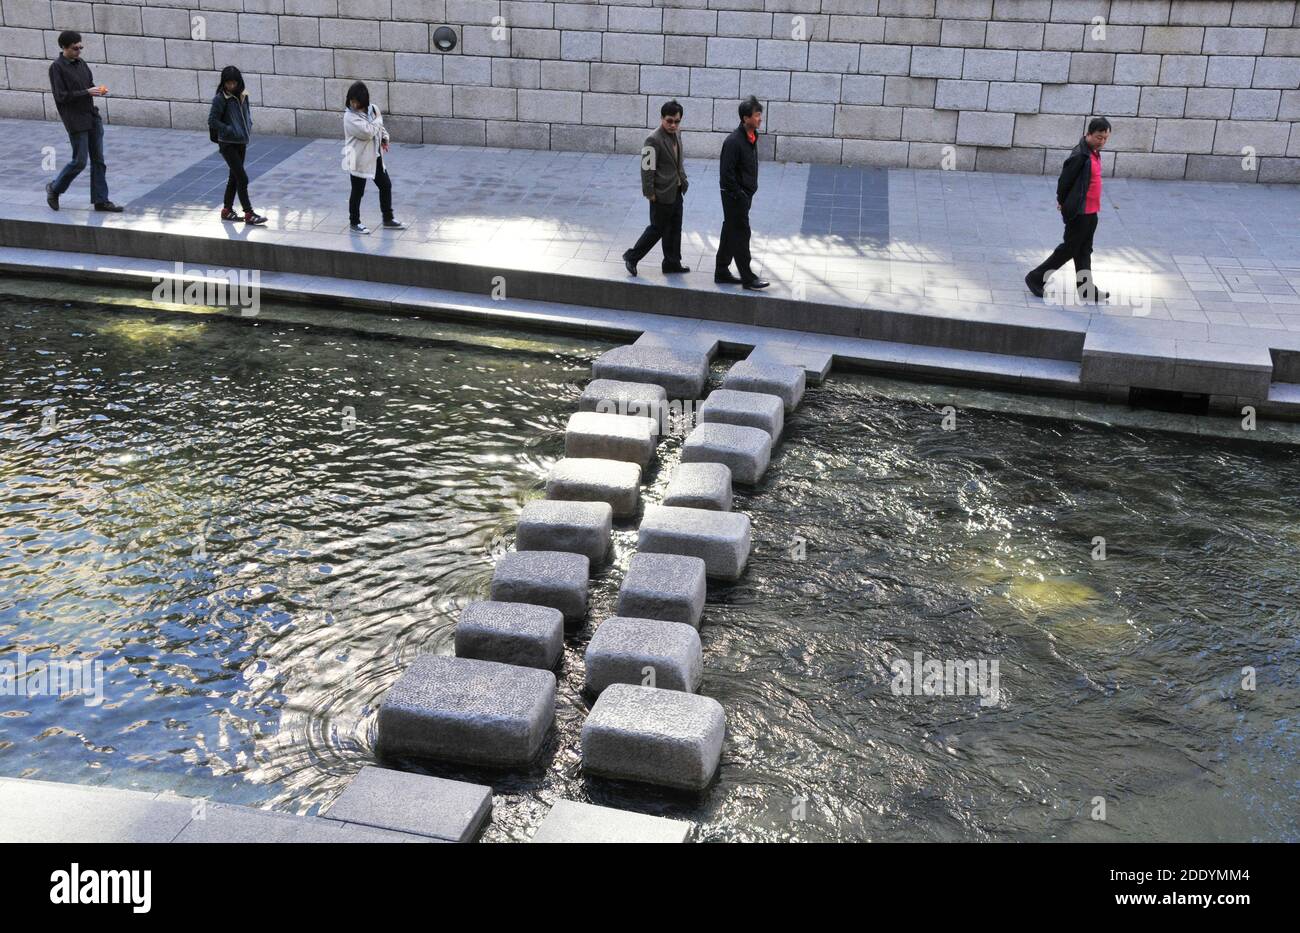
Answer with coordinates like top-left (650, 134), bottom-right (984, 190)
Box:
top-left (343, 81), bottom-right (404, 234)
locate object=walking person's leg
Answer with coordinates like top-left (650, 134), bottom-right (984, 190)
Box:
top-left (87, 115), bottom-right (109, 206)
top-left (625, 201), bottom-right (665, 274)
top-left (662, 198), bottom-right (685, 272)
top-left (49, 129), bottom-right (89, 201)
top-left (733, 196), bottom-right (756, 283)
top-left (348, 173), bottom-right (367, 229)
top-left (219, 144), bottom-right (247, 213)
top-left (374, 156), bottom-right (394, 223)
top-left (715, 194), bottom-right (738, 281)
top-left (1074, 214), bottom-right (1105, 301)
top-left (1027, 216), bottom-right (1084, 297)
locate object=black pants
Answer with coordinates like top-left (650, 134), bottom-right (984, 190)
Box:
top-left (1031, 212), bottom-right (1098, 288)
top-left (219, 143), bottom-right (251, 213)
top-left (349, 156), bottom-right (393, 226)
top-left (715, 190), bottom-right (755, 282)
top-left (627, 196), bottom-right (684, 269)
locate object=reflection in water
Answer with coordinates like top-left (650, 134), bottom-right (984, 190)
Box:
top-left (0, 296), bottom-right (1296, 842)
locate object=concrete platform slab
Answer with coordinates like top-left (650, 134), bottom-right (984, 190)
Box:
top-left (516, 499), bottom-right (613, 565)
top-left (637, 504), bottom-right (752, 581)
top-left (722, 359), bottom-right (807, 412)
top-left (530, 799), bottom-right (693, 843)
top-left (565, 411), bottom-right (658, 467)
top-left (581, 684), bottom-right (725, 792)
top-left (490, 550), bottom-right (590, 620)
top-left (700, 388), bottom-right (785, 440)
top-left (546, 457), bottom-right (641, 519)
top-left (323, 765), bottom-right (492, 842)
top-left (455, 600), bottom-right (565, 670)
top-left (617, 552), bottom-right (709, 629)
top-left (377, 654), bottom-right (556, 769)
top-left (584, 617), bottom-right (704, 695)
top-left (680, 421), bottom-right (772, 485)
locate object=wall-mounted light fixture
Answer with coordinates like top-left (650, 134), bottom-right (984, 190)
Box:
top-left (433, 26), bottom-right (457, 52)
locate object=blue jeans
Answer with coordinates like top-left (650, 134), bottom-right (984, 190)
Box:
top-left (51, 115), bottom-right (109, 204)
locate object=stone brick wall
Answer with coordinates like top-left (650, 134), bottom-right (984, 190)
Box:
top-left (1, 0), bottom-right (1297, 181)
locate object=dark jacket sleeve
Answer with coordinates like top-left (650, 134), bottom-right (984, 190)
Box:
top-left (207, 94), bottom-right (230, 137)
top-left (49, 61), bottom-right (89, 104)
top-left (640, 133), bottom-right (657, 198)
top-left (719, 134), bottom-right (740, 194)
top-left (1056, 147), bottom-right (1085, 206)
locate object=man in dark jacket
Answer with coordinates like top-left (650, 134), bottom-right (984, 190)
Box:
top-left (46, 31), bottom-right (121, 212)
top-left (1026, 117), bottom-right (1111, 302)
top-left (623, 100), bottom-right (690, 276)
top-left (714, 95), bottom-right (768, 290)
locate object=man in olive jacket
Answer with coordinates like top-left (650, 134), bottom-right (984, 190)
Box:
top-left (45, 30), bottom-right (122, 212)
top-left (1026, 117), bottom-right (1111, 302)
top-left (623, 100), bottom-right (690, 276)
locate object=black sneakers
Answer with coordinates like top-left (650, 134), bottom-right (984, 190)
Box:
top-left (45, 182), bottom-right (59, 211)
top-left (93, 201), bottom-right (124, 212)
top-left (1025, 271), bottom-right (1045, 297)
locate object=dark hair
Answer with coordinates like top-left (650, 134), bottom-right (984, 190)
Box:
top-left (57, 30), bottom-right (81, 49)
top-left (661, 99), bottom-right (683, 119)
top-left (738, 95), bottom-right (763, 120)
top-left (346, 81), bottom-right (370, 111)
top-left (217, 65), bottom-right (245, 97)
top-left (1088, 116), bottom-right (1112, 134)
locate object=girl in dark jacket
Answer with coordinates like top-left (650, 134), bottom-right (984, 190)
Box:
top-left (207, 66), bottom-right (267, 225)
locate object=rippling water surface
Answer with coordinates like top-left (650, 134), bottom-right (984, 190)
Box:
top-left (1, 295), bottom-right (1296, 842)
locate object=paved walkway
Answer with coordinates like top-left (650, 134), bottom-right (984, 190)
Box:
top-left (5, 117), bottom-right (1300, 335)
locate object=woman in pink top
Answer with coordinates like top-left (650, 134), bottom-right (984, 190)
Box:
top-left (1026, 117), bottom-right (1112, 303)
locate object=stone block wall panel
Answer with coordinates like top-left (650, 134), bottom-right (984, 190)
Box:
top-left (0, 0), bottom-right (1293, 180)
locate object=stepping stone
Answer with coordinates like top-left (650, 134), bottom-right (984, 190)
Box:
top-left (323, 765), bottom-right (492, 842)
top-left (722, 358), bottom-right (805, 412)
top-left (663, 462), bottom-right (732, 512)
top-left (637, 504), bottom-right (751, 581)
top-left (454, 600), bottom-right (564, 670)
top-left (546, 457), bottom-right (641, 519)
top-left (490, 550), bottom-right (589, 620)
top-left (748, 342), bottom-right (832, 384)
top-left (581, 684), bottom-right (725, 791)
top-left (377, 655), bottom-right (556, 769)
top-left (565, 411), bottom-right (658, 467)
top-left (531, 800), bottom-right (693, 843)
top-left (680, 421), bottom-right (772, 485)
top-left (700, 388), bottom-right (784, 440)
top-left (617, 552), bottom-right (708, 628)
top-left (579, 378), bottom-right (667, 419)
top-left (516, 499), bottom-right (613, 565)
top-left (584, 617), bottom-right (703, 695)
top-left (634, 330), bottom-right (721, 360)
top-left (592, 344), bottom-right (710, 399)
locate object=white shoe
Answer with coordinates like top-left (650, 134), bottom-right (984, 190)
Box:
top-left (350, 222), bottom-right (370, 234)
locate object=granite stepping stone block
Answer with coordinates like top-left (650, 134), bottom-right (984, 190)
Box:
top-left (323, 765), bottom-right (492, 842)
top-left (516, 499), bottom-right (613, 565)
top-left (546, 457), bottom-right (641, 518)
top-left (490, 551), bottom-right (589, 620)
top-left (617, 552), bottom-right (708, 628)
top-left (454, 600), bottom-right (564, 670)
top-left (584, 617), bottom-right (704, 695)
top-left (722, 358), bottom-right (806, 412)
top-left (748, 342), bottom-right (832, 384)
top-left (592, 344), bottom-right (710, 400)
top-left (581, 683), bottom-right (725, 792)
top-left (680, 421), bottom-right (772, 485)
top-left (565, 411), bottom-right (658, 467)
top-left (700, 388), bottom-right (784, 440)
top-left (663, 462), bottom-right (732, 512)
top-left (579, 378), bottom-right (667, 419)
top-left (637, 504), bottom-right (751, 581)
top-left (531, 800), bottom-right (694, 843)
top-left (377, 655), bottom-right (556, 769)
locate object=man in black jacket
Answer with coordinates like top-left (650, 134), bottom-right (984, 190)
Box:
top-left (46, 30), bottom-right (122, 212)
top-left (715, 95), bottom-right (769, 290)
top-left (1025, 117), bottom-right (1111, 302)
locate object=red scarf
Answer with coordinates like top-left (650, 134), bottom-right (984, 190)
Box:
top-left (746, 129), bottom-right (756, 144)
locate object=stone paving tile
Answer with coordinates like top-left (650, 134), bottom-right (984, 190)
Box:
top-left (2, 117), bottom-right (1298, 345)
